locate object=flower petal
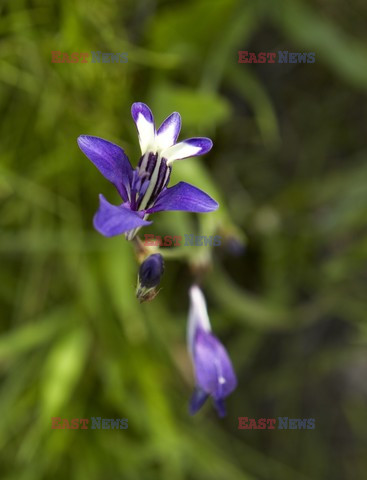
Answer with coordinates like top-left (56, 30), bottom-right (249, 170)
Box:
top-left (131, 102), bottom-right (155, 154)
top-left (93, 194), bottom-right (151, 237)
top-left (188, 285), bottom-right (211, 356)
top-left (77, 135), bottom-right (133, 201)
top-left (194, 329), bottom-right (237, 400)
top-left (189, 387), bottom-right (209, 415)
top-left (162, 138), bottom-right (213, 165)
top-left (156, 112), bottom-right (181, 150)
top-left (146, 182), bottom-right (218, 214)
top-left (214, 398), bottom-right (227, 418)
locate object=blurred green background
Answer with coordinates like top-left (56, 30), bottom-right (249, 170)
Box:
top-left (1, 0), bottom-right (367, 479)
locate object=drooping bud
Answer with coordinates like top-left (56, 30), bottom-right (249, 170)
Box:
top-left (225, 235), bottom-right (246, 256)
top-left (136, 253), bottom-right (164, 302)
top-left (217, 225), bottom-right (246, 257)
top-left (187, 285), bottom-right (237, 417)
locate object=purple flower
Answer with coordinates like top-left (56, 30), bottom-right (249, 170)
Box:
top-left (77, 102), bottom-right (218, 240)
top-left (187, 286), bottom-right (237, 417)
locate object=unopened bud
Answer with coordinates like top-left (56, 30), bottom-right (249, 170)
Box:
top-left (225, 236), bottom-right (246, 256)
top-left (136, 253), bottom-right (164, 302)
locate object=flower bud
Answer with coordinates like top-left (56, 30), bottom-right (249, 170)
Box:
top-left (136, 253), bottom-right (164, 302)
top-left (225, 236), bottom-right (246, 256)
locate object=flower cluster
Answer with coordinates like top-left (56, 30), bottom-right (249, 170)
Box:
top-left (77, 103), bottom-right (237, 417)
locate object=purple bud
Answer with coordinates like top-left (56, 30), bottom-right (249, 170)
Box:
top-left (225, 236), bottom-right (246, 256)
top-left (138, 253), bottom-right (164, 288)
top-left (136, 253), bottom-right (164, 302)
top-left (187, 286), bottom-right (237, 417)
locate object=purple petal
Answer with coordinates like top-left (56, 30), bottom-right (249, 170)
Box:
top-left (162, 138), bottom-right (213, 164)
top-left (93, 194), bottom-right (151, 237)
top-left (156, 112), bottom-right (181, 150)
top-left (193, 329), bottom-right (237, 400)
top-left (146, 182), bottom-right (218, 214)
top-left (214, 398), bottom-right (227, 418)
top-left (189, 387), bottom-right (209, 415)
top-left (77, 135), bottom-right (132, 202)
top-left (131, 102), bottom-right (154, 125)
top-left (131, 102), bottom-right (155, 154)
